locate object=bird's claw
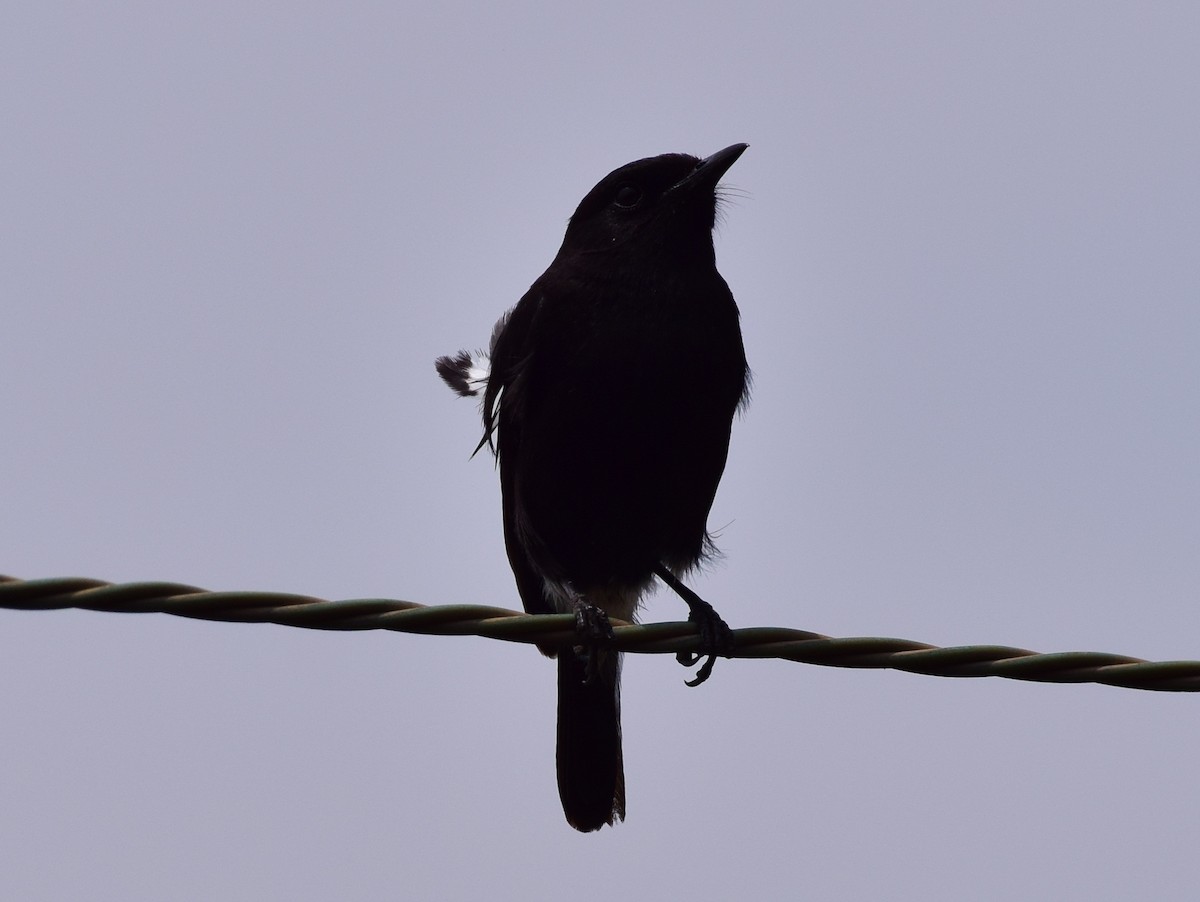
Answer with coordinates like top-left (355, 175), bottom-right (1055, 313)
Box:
top-left (653, 564), bottom-right (735, 687)
top-left (681, 653), bottom-right (719, 688)
top-left (676, 601), bottom-right (734, 687)
top-left (571, 599), bottom-right (614, 685)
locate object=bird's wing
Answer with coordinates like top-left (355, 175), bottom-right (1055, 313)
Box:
top-left (478, 290), bottom-right (539, 454)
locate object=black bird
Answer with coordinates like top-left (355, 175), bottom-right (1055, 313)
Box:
top-left (436, 145), bottom-right (749, 831)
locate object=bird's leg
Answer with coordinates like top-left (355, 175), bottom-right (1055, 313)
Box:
top-left (652, 564), bottom-right (734, 687)
top-left (564, 584), bottom-right (614, 685)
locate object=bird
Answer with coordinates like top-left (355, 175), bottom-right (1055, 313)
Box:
top-left (435, 144), bottom-right (750, 832)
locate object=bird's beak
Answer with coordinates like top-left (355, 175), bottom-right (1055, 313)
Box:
top-left (674, 143), bottom-right (748, 193)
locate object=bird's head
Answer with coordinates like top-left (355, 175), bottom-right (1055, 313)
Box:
top-left (560, 144), bottom-right (747, 260)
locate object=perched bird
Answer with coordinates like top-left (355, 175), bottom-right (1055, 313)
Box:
top-left (436, 145), bottom-right (750, 831)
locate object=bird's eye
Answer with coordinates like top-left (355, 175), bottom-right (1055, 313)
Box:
top-left (613, 185), bottom-right (642, 208)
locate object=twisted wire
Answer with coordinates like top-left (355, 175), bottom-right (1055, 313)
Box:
top-left (3, 574), bottom-right (1198, 691)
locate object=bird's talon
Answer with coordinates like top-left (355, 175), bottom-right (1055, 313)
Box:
top-left (571, 598), bottom-right (614, 686)
top-left (684, 654), bottom-right (719, 687)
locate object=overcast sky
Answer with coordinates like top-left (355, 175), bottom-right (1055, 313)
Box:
top-left (3, 3), bottom-right (1199, 900)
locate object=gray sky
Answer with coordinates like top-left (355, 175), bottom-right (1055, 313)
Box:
top-left (3, 3), bottom-right (1198, 900)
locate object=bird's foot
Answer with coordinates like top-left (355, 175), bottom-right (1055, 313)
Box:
top-left (678, 597), bottom-right (733, 687)
top-left (653, 565), bottom-right (734, 687)
top-left (569, 596), bottom-right (615, 685)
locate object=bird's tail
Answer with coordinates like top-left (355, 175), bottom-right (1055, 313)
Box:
top-left (556, 648), bottom-right (625, 832)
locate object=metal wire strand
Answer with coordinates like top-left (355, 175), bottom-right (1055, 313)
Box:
top-left (3, 574), bottom-right (1198, 691)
